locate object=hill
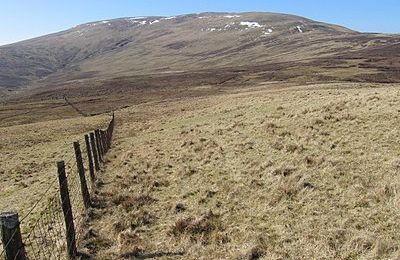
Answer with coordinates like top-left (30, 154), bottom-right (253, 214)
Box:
top-left (2, 12), bottom-right (400, 259)
top-left (1, 12), bottom-right (399, 96)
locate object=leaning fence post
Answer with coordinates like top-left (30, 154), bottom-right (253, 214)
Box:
top-left (73, 142), bottom-right (91, 210)
top-left (84, 135), bottom-right (95, 186)
top-left (57, 161), bottom-right (77, 259)
top-left (0, 212), bottom-right (27, 260)
top-left (90, 132), bottom-right (100, 171)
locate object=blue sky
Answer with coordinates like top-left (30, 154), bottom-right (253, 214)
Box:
top-left (1, 0), bottom-right (399, 45)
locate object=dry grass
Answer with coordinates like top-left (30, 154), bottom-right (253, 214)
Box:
top-left (74, 82), bottom-right (400, 259)
top-left (0, 114), bottom-right (110, 224)
top-left (2, 80), bottom-right (400, 259)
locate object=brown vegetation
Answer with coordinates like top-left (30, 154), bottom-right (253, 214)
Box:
top-left (52, 81), bottom-right (400, 259)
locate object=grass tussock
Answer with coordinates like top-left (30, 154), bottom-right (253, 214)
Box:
top-left (112, 193), bottom-right (156, 211)
top-left (169, 211), bottom-right (221, 242)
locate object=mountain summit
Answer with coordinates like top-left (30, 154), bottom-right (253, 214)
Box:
top-left (0, 12), bottom-right (399, 91)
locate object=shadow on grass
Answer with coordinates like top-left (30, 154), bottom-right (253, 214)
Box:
top-left (121, 250), bottom-right (185, 259)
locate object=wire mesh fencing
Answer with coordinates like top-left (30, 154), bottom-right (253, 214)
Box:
top-left (0, 113), bottom-right (115, 260)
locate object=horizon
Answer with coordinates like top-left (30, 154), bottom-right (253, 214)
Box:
top-left (1, 0), bottom-right (399, 46)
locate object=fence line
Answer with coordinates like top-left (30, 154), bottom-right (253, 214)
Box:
top-left (63, 96), bottom-right (89, 117)
top-left (1, 112), bottom-right (115, 260)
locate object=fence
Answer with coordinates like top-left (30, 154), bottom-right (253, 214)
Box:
top-left (0, 113), bottom-right (115, 260)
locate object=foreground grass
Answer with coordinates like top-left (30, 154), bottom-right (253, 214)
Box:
top-left (80, 82), bottom-right (400, 259)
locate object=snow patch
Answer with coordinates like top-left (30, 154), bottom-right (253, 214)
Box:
top-left (87, 20), bottom-right (111, 26)
top-left (198, 16), bottom-right (210, 19)
top-left (126, 17), bottom-right (148, 25)
top-left (162, 16), bottom-right (176, 20)
top-left (223, 22), bottom-right (236, 29)
top-left (240, 21), bottom-right (264, 28)
top-left (262, 28), bottom-right (273, 36)
top-left (296, 26), bottom-right (303, 33)
top-left (201, 22), bottom-right (272, 34)
top-left (224, 15), bottom-right (241, 18)
top-left (202, 28), bottom-right (218, 32)
top-left (128, 17), bottom-right (147, 20)
top-left (150, 20), bottom-right (160, 24)
top-left (130, 20), bottom-right (147, 25)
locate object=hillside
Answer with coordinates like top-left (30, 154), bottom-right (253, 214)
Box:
top-left (1, 12), bottom-right (400, 95)
top-left (2, 11), bottom-right (400, 260)
top-left (3, 81), bottom-right (400, 259)
top-left (82, 82), bottom-right (400, 259)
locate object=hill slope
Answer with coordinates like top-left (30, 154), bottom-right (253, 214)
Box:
top-left (1, 12), bottom-right (399, 92)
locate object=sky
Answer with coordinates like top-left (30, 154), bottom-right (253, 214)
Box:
top-left (0, 0), bottom-right (399, 46)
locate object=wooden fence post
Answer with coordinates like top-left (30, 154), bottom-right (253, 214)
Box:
top-left (105, 130), bottom-right (110, 151)
top-left (101, 131), bottom-right (106, 153)
top-left (0, 212), bottom-right (26, 260)
top-left (73, 142), bottom-right (91, 210)
top-left (99, 129), bottom-right (105, 157)
top-left (99, 130), bottom-right (104, 155)
top-left (95, 130), bottom-right (104, 163)
top-left (100, 130), bottom-right (108, 154)
top-left (84, 135), bottom-right (95, 186)
top-left (103, 130), bottom-right (108, 151)
top-left (57, 161), bottom-right (77, 259)
top-left (90, 132), bottom-right (100, 171)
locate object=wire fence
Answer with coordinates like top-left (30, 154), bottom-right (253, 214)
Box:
top-left (0, 113), bottom-right (115, 260)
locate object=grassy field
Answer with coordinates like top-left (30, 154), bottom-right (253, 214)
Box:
top-left (0, 114), bottom-right (111, 224)
top-left (1, 81), bottom-right (400, 259)
top-left (64, 82), bottom-right (400, 259)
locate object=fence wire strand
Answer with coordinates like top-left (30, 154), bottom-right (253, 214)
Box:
top-left (1, 115), bottom-right (115, 260)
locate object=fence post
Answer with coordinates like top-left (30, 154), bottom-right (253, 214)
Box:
top-left (105, 129), bottom-right (111, 151)
top-left (57, 161), bottom-right (77, 259)
top-left (84, 135), bottom-right (95, 186)
top-left (73, 142), bottom-right (91, 210)
top-left (100, 130), bottom-right (108, 154)
top-left (95, 130), bottom-right (103, 163)
top-left (0, 212), bottom-right (26, 260)
top-left (103, 130), bottom-right (109, 151)
top-left (100, 130), bottom-right (106, 155)
top-left (101, 130), bottom-right (107, 153)
top-left (90, 132), bottom-right (100, 171)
